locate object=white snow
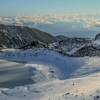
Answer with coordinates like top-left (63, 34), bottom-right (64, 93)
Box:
top-left (0, 48), bottom-right (100, 100)
top-left (91, 39), bottom-right (100, 47)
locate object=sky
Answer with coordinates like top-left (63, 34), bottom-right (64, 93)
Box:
top-left (0, 0), bottom-right (100, 38)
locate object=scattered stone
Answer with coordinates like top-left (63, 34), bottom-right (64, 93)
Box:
top-left (65, 93), bottom-right (70, 95)
top-left (96, 90), bottom-right (99, 92)
top-left (50, 71), bottom-right (54, 73)
top-left (75, 95), bottom-right (78, 97)
top-left (95, 95), bottom-right (100, 98)
top-left (24, 95), bottom-right (26, 97)
top-left (94, 95), bottom-right (100, 99)
top-left (90, 95), bottom-right (92, 97)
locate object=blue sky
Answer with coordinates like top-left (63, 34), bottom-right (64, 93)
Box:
top-left (0, 0), bottom-right (100, 16)
top-left (0, 0), bottom-right (100, 38)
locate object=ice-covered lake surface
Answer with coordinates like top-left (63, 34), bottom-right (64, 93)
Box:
top-left (0, 48), bottom-right (100, 100)
top-left (0, 60), bottom-right (33, 88)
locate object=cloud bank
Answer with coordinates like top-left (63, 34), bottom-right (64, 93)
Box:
top-left (0, 13), bottom-right (100, 29)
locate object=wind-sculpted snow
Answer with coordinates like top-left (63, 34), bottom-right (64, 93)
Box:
top-left (0, 48), bottom-right (100, 100)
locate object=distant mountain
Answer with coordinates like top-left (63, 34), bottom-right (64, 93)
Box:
top-left (49, 37), bottom-right (91, 54)
top-left (1, 24), bottom-right (100, 57)
top-left (69, 33), bottom-right (100, 57)
top-left (70, 45), bottom-right (100, 57)
top-left (91, 33), bottom-right (100, 48)
top-left (0, 24), bottom-right (59, 48)
top-left (55, 35), bottom-right (69, 41)
top-left (94, 33), bottom-right (100, 40)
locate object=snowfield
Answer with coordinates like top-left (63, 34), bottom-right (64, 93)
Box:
top-left (0, 48), bottom-right (100, 100)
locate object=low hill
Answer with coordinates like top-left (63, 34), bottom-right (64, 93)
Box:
top-left (55, 35), bottom-right (69, 41)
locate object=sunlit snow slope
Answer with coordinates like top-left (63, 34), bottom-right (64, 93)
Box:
top-left (0, 48), bottom-right (100, 100)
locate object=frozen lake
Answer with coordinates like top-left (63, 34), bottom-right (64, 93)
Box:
top-left (0, 60), bottom-right (34, 88)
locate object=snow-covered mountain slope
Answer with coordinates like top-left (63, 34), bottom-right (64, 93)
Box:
top-left (49, 37), bottom-right (91, 54)
top-left (70, 45), bottom-right (100, 57)
top-left (0, 24), bottom-right (92, 54)
top-left (1, 48), bottom-right (100, 80)
top-left (70, 33), bottom-right (100, 57)
top-left (1, 24), bottom-right (100, 58)
top-left (91, 33), bottom-right (100, 48)
top-left (0, 48), bottom-right (100, 100)
top-left (0, 24), bottom-right (59, 48)
top-left (1, 72), bottom-right (100, 100)
top-left (49, 33), bottom-right (100, 57)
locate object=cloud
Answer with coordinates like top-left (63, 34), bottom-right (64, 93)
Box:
top-left (0, 13), bottom-right (100, 29)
